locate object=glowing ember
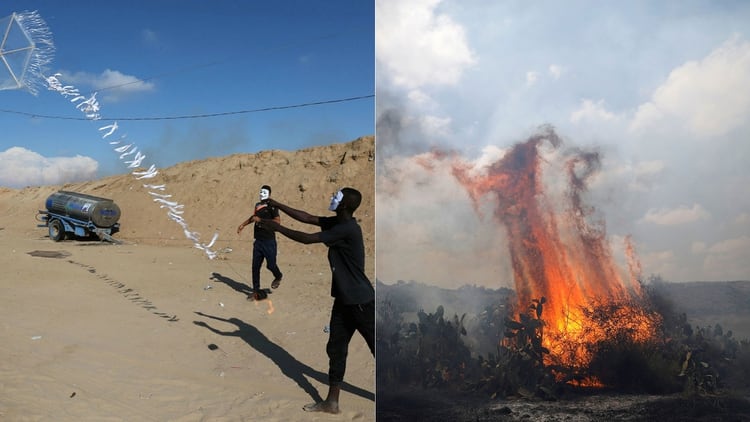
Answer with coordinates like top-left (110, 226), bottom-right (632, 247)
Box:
top-left (447, 126), bottom-right (659, 372)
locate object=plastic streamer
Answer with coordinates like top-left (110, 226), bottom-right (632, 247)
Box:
top-left (47, 73), bottom-right (220, 259)
top-left (4, 10), bottom-right (219, 259)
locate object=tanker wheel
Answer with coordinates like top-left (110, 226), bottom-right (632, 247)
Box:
top-left (49, 220), bottom-right (65, 242)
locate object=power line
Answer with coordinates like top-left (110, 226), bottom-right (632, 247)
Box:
top-left (0, 94), bottom-right (374, 121)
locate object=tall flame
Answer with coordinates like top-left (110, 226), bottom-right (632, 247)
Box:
top-left (449, 126), bottom-right (657, 370)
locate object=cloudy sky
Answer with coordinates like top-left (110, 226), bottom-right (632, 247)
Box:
top-left (376, 0), bottom-right (750, 286)
top-left (1, 1), bottom-right (373, 188)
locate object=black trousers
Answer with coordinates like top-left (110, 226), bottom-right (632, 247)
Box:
top-left (251, 238), bottom-right (282, 291)
top-left (327, 299), bottom-right (375, 385)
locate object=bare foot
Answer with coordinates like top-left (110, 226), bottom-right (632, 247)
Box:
top-left (303, 400), bottom-right (339, 414)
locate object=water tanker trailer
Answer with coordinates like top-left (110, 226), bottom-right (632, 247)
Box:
top-left (37, 190), bottom-right (121, 243)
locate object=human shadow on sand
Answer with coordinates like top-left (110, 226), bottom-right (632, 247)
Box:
top-left (193, 312), bottom-right (374, 403)
top-left (210, 272), bottom-right (253, 296)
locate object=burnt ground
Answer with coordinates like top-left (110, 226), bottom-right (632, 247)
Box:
top-left (376, 389), bottom-right (750, 422)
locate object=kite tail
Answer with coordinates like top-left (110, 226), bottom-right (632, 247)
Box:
top-left (47, 73), bottom-right (220, 260)
top-left (11, 11), bottom-right (55, 95)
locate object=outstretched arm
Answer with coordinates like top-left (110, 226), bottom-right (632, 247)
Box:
top-left (193, 320), bottom-right (233, 336)
top-left (262, 219), bottom-right (322, 244)
top-left (237, 215), bottom-right (258, 234)
top-left (193, 312), bottom-right (240, 336)
top-left (268, 198), bottom-right (320, 226)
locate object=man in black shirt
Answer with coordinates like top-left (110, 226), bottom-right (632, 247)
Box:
top-left (237, 185), bottom-right (283, 300)
top-left (262, 187), bottom-right (374, 414)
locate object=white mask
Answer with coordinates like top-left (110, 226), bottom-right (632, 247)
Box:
top-left (259, 188), bottom-right (270, 201)
top-left (328, 190), bottom-right (344, 211)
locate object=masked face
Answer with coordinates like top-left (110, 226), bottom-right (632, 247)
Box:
top-left (259, 188), bottom-right (270, 201)
top-left (328, 190), bottom-right (344, 211)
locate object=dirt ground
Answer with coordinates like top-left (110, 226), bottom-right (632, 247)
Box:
top-left (376, 389), bottom-right (750, 422)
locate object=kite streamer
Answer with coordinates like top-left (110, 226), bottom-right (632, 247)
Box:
top-left (46, 74), bottom-right (220, 259)
top-left (4, 10), bottom-right (219, 259)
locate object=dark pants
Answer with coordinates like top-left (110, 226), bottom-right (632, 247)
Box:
top-left (326, 299), bottom-right (375, 385)
top-left (251, 238), bottom-right (282, 291)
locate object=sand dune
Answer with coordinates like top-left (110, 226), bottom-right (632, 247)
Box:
top-left (0, 136), bottom-right (375, 421)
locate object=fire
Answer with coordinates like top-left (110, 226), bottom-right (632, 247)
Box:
top-left (252, 298), bottom-right (275, 315)
top-left (448, 126), bottom-right (659, 373)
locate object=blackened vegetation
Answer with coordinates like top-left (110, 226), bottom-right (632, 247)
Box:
top-left (643, 281), bottom-right (750, 395)
top-left (377, 281), bottom-right (750, 420)
top-left (378, 300), bottom-right (472, 389)
top-left (483, 297), bottom-right (559, 399)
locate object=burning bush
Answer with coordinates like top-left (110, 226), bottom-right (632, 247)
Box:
top-left (581, 298), bottom-right (681, 393)
top-left (378, 280), bottom-right (750, 403)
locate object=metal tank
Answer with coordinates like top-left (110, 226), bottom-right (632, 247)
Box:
top-left (45, 190), bottom-right (121, 228)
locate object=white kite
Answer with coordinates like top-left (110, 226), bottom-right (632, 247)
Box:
top-left (0, 11), bottom-right (54, 95)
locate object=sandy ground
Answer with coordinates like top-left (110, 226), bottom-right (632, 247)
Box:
top-left (0, 138), bottom-right (375, 421)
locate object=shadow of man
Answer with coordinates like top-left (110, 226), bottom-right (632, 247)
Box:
top-left (193, 311), bottom-right (374, 403)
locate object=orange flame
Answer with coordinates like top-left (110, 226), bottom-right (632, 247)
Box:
top-left (251, 298), bottom-right (275, 315)
top-left (447, 127), bottom-right (658, 371)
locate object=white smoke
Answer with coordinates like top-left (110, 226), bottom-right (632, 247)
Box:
top-left (377, 150), bottom-right (512, 288)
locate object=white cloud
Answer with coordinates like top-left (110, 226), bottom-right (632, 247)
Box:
top-left (702, 236), bottom-right (750, 280)
top-left (526, 71), bottom-right (539, 86)
top-left (641, 203), bottom-right (710, 225)
top-left (141, 29), bottom-right (158, 45)
top-left (570, 99), bottom-right (617, 124)
top-left (407, 89), bottom-right (437, 108)
top-left (0, 147), bottom-right (98, 188)
top-left (640, 249), bottom-right (677, 280)
top-left (418, 114), bottom-right (452, 138)
top-left (60, 69), bottom-right (155, 102)
top-left (585, 157), bottom-right (665, 195)
top-left (473, 145), bottom-right (507, 171)
top-left (525, 66), bottom-right (563, 88)
top-left (629, 160), bottom-right (665, 192)
top-left (708, 236), bottom-right (750, 255)
top-left (376, 0), bottom-right (476, 89)
top-left (630, 36), bottom-right (750, 137)
top-left (633, 160), bottom-right (666, 176)
top-left (548, 64), bottom-right (563, 79)
top-left (93, 69), bottom-right (153, 92)
top-left (735, 213), bottom-right (750, 225)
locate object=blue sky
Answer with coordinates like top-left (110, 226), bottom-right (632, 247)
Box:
top-left (1, 1), bottom-right (374, 188)
top-left (376, 0), bottom-right (750, 284)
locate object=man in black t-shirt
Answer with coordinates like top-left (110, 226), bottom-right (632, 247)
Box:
top-left (262, 187), bottom-right (374, 414)
top-left (237, 185), bottom-right (283, 300)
